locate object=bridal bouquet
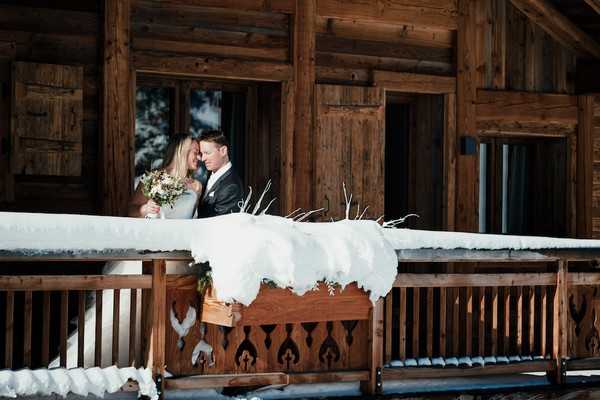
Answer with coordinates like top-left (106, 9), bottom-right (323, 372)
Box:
top-left (140, 170), bottom-right (187, 218)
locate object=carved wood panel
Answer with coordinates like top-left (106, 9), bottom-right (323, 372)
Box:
top-left (165, 285), bottom-right (369, 376)
top-left (568, 285), bottom-right (600, 358)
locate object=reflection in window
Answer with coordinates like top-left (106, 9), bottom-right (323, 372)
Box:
top-left (189, 90), bottom-right (221, 137)
top-left (135, 87), bottom-right (171, 184)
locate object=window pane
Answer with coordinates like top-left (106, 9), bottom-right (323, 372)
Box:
top-left (189, 90), bottom-right (221, 137)
top-left (479, 138), bottom-right (566, 236)
top-left (135, 87), bottom-right (171, 184)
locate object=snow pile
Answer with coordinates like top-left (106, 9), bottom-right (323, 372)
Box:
top-left (5, 211), bottom-right (600, 305)
top-left (190, 213), bottom-right (398, 305)
top-left (0, 366), bottom-right (157, 399)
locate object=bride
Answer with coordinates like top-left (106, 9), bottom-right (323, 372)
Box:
top-left (51, 134), bottom-right (202, 368)
top-left (129, 133), bottom-right (202, 219)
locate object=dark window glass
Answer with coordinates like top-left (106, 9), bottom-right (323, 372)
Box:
top-left (479, 138), bottom-right (567, 236)
top-left (134, 87), bottom-right (171, 183)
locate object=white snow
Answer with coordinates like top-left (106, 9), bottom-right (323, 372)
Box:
top-left (0, 366), bottom-right (157, 399)
top-left (382, 228), bottom-right (600, 250)
top-left (3, 211), bottom-right (600, 305)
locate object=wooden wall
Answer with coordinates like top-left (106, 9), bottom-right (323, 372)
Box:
top-left (315, 18), bottom-right (456, 85)
top-left (455, 0), bottom-right (579, 233)
top-left (131, 1), bottom-right (290, 65)
top-left (0, 2), bottom-right (101, 214)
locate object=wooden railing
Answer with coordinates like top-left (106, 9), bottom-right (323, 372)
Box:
top-left (1, 275), bottom-right (150, 369)
top-left (2, 249), bottom-right (600, 397)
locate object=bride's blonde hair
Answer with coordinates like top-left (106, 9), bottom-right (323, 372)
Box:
top-left (161, 133), bottom-right (194, 179)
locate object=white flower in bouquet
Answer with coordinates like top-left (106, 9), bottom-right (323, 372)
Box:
top-left (140, 170), bottom-right (187, 214)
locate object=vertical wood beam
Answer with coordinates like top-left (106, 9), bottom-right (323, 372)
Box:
top-left (151, 260), bottom-right (167, 395)
top-left (102, 0), bottom-right (133, 216)
top-left (280, 81), bottom-right (296, 214)
top-left (492, 0), bottom-right (507, 89)
top-left (5, 291), bottom-right (13, 368)
top-left (23, 291), bottom-right (32, 367)
top-left (361, 298), bottom-right (384, 395)
top-left (456, 0), bottom-right (479, 232)
top-left (577, 95), bottom-right (593, 238)
top-left (41, 292), bottom-right (50, 366)
top-left (292, 0), bottom-right (316, 212)
top-left (443, 94), bottom-right (457, 230)
top-left (552, 260), bottom-right (568, 384)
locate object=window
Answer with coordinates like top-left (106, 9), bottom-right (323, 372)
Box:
top-left (134, 77), bottom-right (246, 186)
top-left (479, 137), bottom-right (567, 237)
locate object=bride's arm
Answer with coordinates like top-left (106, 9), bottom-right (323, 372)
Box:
top-left (128, 183), bottom-right (159, 217)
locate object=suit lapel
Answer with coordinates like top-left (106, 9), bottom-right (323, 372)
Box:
top-left (202, 169), bottom-right (232, 202)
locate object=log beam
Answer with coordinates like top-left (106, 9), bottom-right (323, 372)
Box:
top-left (134, 52), bottom-right (292, 82)
top-left (317, 0), bottom-right (458, 30)
top-left (291, 0), bottom-right (316, 211)
top-left (102, 0), bottom-right (134, 216)
top-left (578, 95), bottom-right (594, 238)
top-left (455, 0), bottom-right (479, 232)
top-left (584, 0), bottom-right (600, 15)
top-left (510, 0), bottom-right (600, 59)
top-left (373, 71), bottom-right (456, 94)
top-left (475, 90), bottom-right (578, 125)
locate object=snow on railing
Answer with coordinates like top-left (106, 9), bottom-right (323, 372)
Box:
top-left (0, 366), bottom-right (157, 399)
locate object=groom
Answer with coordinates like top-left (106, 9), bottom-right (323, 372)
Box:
top-left (197, 130), bottom-right (244, 218)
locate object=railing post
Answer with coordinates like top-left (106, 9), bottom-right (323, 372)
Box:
top-left (552, 259), bottom-right (568, 384)
top-left (361, 298), bottom-right (384, 395)
top-left (142, 259), bottom-right (166, 398)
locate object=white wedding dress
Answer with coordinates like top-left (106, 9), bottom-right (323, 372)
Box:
top-left (50, 189), bottom-right (199, 368)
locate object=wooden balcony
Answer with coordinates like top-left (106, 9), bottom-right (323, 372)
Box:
top-left (2, 247), bottom-right (600, 397)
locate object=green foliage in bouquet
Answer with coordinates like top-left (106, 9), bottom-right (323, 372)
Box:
top-left (140, 170), bottom-right (187, 208)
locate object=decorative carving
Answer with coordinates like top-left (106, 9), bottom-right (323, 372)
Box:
top-left (570, 294), bottom-right (587, 336)
top-left (219, 326), bottom-right (233, 350)
top-left (277, 324), bottom-right (300, 369)
top-left (586, 310), bottom-right (600, 355)
top-left (261, 324), bottom-right (276, 349)
top-left (341, 320), bottom-right (358, 346)
top-left (169, 301), bottom-right (197, 351)
top-left (301, 322), bottom-right (318, 348)
top-left (192, 322), bottom-right (214, 368)
top-left (235, 326), bottom-right (257, 371)
top-left (319, 321), bottom-right (340, 369)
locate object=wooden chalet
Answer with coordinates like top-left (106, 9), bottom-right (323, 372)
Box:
top-left (4, 0), bottom-right (600, 398)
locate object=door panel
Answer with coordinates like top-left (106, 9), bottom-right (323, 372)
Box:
top-left (315, 84), bottom-right (384, 220)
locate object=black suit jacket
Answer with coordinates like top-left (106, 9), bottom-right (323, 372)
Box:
top-left (197, 168), bottom-right (244, 218)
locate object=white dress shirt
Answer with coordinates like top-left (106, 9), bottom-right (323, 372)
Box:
top-left (206, 161), bottom-right (232, 193)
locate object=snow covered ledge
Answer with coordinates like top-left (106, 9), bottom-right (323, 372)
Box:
top-left (4, 211), bottom-right (600, 305)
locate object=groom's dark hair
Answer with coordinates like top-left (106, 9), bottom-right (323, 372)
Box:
top-left (199, 130), bottom-right (229, 148)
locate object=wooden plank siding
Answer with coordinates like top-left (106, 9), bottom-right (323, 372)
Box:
top-left (0, 4), bottom-right (100, 214)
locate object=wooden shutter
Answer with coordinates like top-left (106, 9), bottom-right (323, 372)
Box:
top-left (11, 61), bottom-right (83, 176)
top-left (315, 84), bottom-right (385, 220)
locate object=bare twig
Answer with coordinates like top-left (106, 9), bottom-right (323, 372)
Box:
top-left (252, 180), bottom-right (272, 215)
top-left (382, 213), bottom-right (420, 228)
top-left (295, 208), bottom-right (325, 222)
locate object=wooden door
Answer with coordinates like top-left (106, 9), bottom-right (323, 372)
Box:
top-left (11, 61), bottom-right (83, 176)
top-left (314, 85), bottom-right (385, 220)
